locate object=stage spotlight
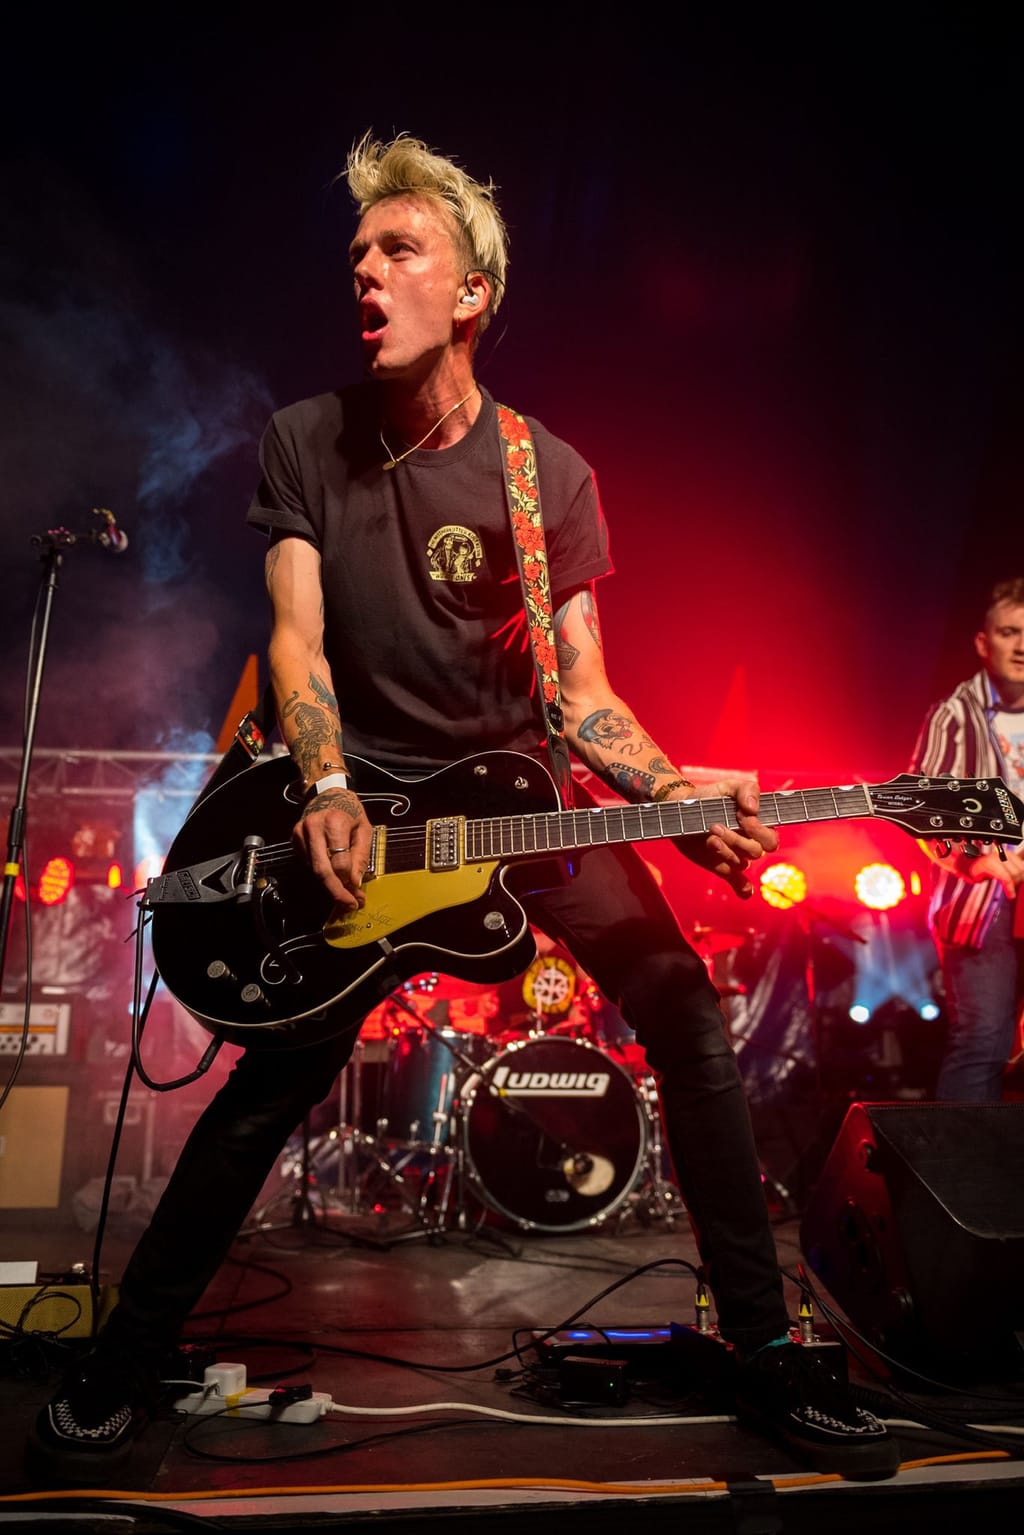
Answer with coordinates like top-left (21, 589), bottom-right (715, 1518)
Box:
top-left (759, 862), bottom-right (807, 909)
top-left (38, 855), bottom-right (74, 906)
top-left (849, 1003), bottom-right (872, 1024)
top-left (854, 862), bottom-right (905, 911)
top-left (919, 1001), bottom-right (941, 1021)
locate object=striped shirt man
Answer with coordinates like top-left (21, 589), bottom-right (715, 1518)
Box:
top-left (909, 669), bottom-right (1017, 948)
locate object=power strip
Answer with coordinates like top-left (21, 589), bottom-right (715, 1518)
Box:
top-left (172, 1362), bottom-right (331, 1424)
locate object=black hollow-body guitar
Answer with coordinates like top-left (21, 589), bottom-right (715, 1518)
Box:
top-left (146, 751), bottom-right (1024, 1049)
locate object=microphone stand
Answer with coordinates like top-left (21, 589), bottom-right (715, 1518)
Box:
top-left (0, 513), bottom-right (129, 998)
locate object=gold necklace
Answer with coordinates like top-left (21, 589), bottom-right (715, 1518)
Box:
top-left (379, 387), bottom-right (478, 471)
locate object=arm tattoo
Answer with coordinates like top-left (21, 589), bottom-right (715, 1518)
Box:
top-left (556, 634), bottom-right (580, 671)
top-left (554, 599), bottom-right (578, 670)
top-left (580, 590), bottom-right (602, 651)
top-left (281, 689), bottom-right (344, 783)
top-left (300, 787), bottom-right (362, 823)
top-left (554, 593), bottom-right (601, 672)
top-left (309, 671), bottom-right (339, 714)
top-left (579, 709), bottom-right (657, 758)
top-left (265, 543), bottom-right (282, 590)
top-left (608, 765), bottom-right (656, 797)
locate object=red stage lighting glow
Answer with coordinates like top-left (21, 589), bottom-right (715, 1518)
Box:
top-left (38, 855), bottom-right (74, 906)
top-left (106, 862), bottom-right (123, 890)
top-left (854, 862), bottom-right (905, 911)
top-left (759, 862), bottom-right (807, 909)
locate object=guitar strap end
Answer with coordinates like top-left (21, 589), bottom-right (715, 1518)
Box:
top-left (234, 713), bottom-right (267, 762)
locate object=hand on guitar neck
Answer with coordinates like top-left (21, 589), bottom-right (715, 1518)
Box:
top-left (666, 776), bottom-right (779, 900)
top-left (930, 840), bottom-right (1024, 900)
top-left (971, 845), bottom-right (1024, 899)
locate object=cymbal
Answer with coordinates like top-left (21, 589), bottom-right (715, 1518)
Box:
top-left (690, 925), bottom-right (749, 955)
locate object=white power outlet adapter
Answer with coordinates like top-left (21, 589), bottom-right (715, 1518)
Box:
top-left (172, 1361), bottom-right (331, 1424)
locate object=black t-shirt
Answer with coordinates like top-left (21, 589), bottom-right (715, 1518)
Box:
top-left (247, 385), bottom-right (612, 770)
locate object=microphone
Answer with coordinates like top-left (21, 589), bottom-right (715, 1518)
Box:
top-left (92, 507), bottom-right (129, 553)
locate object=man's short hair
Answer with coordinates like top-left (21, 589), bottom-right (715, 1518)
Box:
top-left (345, 132), bottom-right (508, 331)
top-left (984, 578), bottom-right (1024, 625)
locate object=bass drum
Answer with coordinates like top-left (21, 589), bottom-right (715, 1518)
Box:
top-left (460, 1035), bottom-right (648, 1232)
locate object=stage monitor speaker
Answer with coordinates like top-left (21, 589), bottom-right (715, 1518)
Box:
top-left (799, 1101), bottom-right (1024, 1377)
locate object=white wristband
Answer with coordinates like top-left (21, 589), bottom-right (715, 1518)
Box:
top-left (306, 771), bottom-right (349, 801)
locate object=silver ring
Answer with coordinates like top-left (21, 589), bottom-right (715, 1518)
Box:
top-left (328, 846), bottom-right (350, 856)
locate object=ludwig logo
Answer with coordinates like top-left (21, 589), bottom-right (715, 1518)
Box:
top-left (491, 1066), bottom-right (610, 1097)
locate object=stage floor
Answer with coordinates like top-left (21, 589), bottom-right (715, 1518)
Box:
top-left (2, 1157), bottom-right (1023, 1535)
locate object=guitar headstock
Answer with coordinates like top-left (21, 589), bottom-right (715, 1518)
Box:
top-left (868, 775), bottom-right (1024, 844)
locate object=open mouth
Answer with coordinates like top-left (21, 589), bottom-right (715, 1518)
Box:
top-left (360, 299), bottom-right (388, 338)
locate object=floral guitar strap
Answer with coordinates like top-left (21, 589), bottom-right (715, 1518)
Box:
top-left (496, 403), bottom-right (573, 809)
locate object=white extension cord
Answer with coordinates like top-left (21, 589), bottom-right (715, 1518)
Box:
top-left (171, 1361), bottom-right (730, 1429)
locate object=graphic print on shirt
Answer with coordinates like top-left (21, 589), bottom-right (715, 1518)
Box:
top-left (428, 525), bottom-right (483, 583)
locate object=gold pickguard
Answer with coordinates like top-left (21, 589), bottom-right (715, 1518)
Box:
top-left (323, 863), bottom-right (500, 949)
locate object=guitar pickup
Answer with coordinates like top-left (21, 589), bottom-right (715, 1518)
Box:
top-left (427, 817), bottom-right (462, 871)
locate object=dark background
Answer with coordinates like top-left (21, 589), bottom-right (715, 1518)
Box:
top-left (0, 6), bottom-right (1020, 887)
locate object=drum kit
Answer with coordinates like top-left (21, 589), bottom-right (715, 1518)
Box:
top-left (252, 939), bottom-right (675, 1242)
top-left (256, 923), bottom-right (758, 1244)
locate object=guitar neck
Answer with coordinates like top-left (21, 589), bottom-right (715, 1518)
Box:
top-left (466, 784), bottom-right (873, 862)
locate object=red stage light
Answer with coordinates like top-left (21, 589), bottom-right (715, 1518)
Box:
top-left (854, 863), bottom-right (905, 911)
top-left (38, 855), bottom-right (74, 905)
top-left (759, 862), bottom-right (807, 909)
top-left (106, 862), bottom-right (123, 889)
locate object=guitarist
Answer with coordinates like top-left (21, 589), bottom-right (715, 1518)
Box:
top-left (30, 132), bottom-right (897, 1483)
top-left (909, 577), bottom-right (1024, 1101)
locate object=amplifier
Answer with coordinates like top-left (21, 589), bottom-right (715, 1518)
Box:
top-left (0, 1001), bottom-right (71, 1055)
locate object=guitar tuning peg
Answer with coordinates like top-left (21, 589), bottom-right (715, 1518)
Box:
top-left (934, 840), bottom-right (951, 858)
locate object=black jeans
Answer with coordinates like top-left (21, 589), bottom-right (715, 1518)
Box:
top-left (105, 839), bottom-right (789, 1361)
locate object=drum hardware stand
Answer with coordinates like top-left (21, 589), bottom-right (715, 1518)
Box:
top-left (242, 1112), bottom-right (329, 1237)
top-left (294, 988), bottom-right (473, 1248)
top-left (631, 1078), bottom-right (685, 1227)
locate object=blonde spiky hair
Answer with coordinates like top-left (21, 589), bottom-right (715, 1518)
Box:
top-left (345, 132), bottom-right (508, 328)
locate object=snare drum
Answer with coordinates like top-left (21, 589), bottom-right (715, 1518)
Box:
top-left (459, 1035), bottom-right (648, 1232)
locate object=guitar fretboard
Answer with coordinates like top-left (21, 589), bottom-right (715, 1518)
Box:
top-left (464, 785), bottom-right (874, 861)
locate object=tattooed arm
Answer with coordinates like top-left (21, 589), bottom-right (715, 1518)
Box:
top-left (557, 585), bottom-right (777, 897)
top-left (265, 536), bottom-right (370, 909)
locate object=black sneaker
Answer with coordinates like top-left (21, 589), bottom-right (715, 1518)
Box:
top-left (27, 1347), bottom-right (158, 1485)
top-left (734, 1342), bottom-right (900, 1481)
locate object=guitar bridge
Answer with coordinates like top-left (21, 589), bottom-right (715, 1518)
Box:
top-left (427, 816), bottom-right (462, 871)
